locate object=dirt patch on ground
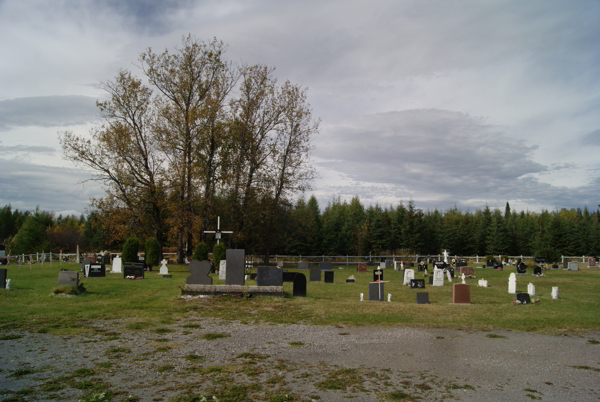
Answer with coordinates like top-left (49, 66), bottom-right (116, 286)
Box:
top-left (1, 316), bottom-right (600, 401)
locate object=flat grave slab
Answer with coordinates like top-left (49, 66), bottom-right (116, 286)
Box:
top-left (182, 284), bottom-right (284, 296)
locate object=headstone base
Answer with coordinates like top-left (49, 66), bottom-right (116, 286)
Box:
top-left (182, 284), bottom-right (284, 296)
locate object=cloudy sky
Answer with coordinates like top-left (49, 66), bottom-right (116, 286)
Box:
top-left (1, 0), bottom-right (599, 216)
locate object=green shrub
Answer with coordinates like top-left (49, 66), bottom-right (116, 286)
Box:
top-left (193, 242), bottom-right (209, 261)
top-left (122, 237), bottom-right (140, 263)
top-left (144, 238), bottom-right (161, 270)
top-left (213, 243), bottom-right (226, 270)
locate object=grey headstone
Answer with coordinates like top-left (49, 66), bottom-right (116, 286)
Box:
top-left (416, 292), bottom-right (429, 304)
top-left (298, 261), bottom-right (309, 270)
top-left (324, 271), bottom-right (334, 283)
top-left (187, 260), bottom-right (212, 285)
top-left (385, 260), bottom-right (394, 268)
top-left (568, 261), bottom-right (580, 271)
top-left (319, 261), bottom-right (332, 271)
top-left (368, 282), bottom-right (384, 301)
top-left (226, 249), bottom-right (245, 286)
top-left (0, 268), bottom-right (6, 289)
top-left (57, 270), bottom-right (79, 287)
top-left (310, 268), bottom-right (321, 281)
top-left (256, 266), bottom-right (283, 286)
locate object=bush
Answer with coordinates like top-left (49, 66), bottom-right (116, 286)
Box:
top-left (122, 237), bottom-right (140, 263)
top-left (144, 238), bottom-right (160, 270)
top-left (193, 242), bottom-right (209, 261)
top-left (213, 243), bottom-right (226, 270)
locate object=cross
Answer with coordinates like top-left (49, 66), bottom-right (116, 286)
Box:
top-left (204, 216), bottom-right (233, 244)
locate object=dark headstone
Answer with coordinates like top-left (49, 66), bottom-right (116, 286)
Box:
top-left (446, 267), bottom-right (455, 278)
top-left (0, 268), bottom-right (6, 288)
top-left (486, 258), bottom-right (496, 268)
top-left (368, 282), bottom-right (384, 301)
top-left (516, 262), bottom-right (527, 274)
top-left (357, 263), bottom-right (367, 272)
top-left (86, 263), bottom-right (106, 277)
top-left (434, 261), bottom-right (447, 270)
top-left (324, 271), bottom-right (334, 283)
top-left (563, 259), bottom-right (570, 269)
top-left (428, 275), bottom-right (434, 285)
top-left (81, 259), bottom-right (91, 272)
top-left (373, 269), bottom-right (384, 282)
top-left (516, 292), bottom-right (531, 304)
top-left (257, 266), bottom-right (283, 286)
top-left (418, 262), bottom-right (427, 272)
top-left (533, 266), bottom-right (542, 275)
top-left (225, 249), bottom-right (245, 286)
top-left (124, 262), bottom-right (145, 279)
top-left (456, 258), bottom-right (468, 268)
top-left (535, 257), bottom-right (546, 264)
top-left (282, 272), bottom-right (306, 297)
top-left (57, 270), bottom-right (79, 287)
top-left (187, 260), bottom-right (212, 284)
top-left (163, 275), bottom-right (172, 278)
top-left (249, 273), bottom-right (257, 280)
top-left (416, 292), bottom-right (429, 304)
top-left (452, 283), bottom-right (471, 303)
top-left (588, 257), bottom-right (597, 268)
top-left (309, 267), bottom-right (321, 282)
top-left (410, 279), bottom-right (425, 289)
top-left (319, 261), bottom-right (333, 271)
top-left (102, 254), bottom-right (110, 265)
top-left (297, 261), bottom-right (309, 270)
top-left (551, 264), bottom-right (559, 269)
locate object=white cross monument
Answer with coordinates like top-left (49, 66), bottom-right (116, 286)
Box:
top-left (204, 216), bottom-right (233, 244)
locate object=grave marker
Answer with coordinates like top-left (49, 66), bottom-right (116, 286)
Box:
top-left (516, 261), bottom-right (527, 274)
top-left (385, 260), bottom-right (394, 269)
top-left (124, 262), bottom-right (145, 278)
top-left (416, 292), bottom-right (429, 304)
top-left (298, 261), bottom-right (308, 270)
top-left (373, 269), bottom-right (384, 282)
top-left (527, 282), bottom-right (536, 297)
top-left (551, 287), bottom-right (560, 299)
top-left (219, 260), bottom-right (227, 280)
top-left (186, 260), bottom-right (212, 285)
top-left (533, 265), bottom-right (542, 275)
top-left (0, 268), bottom-right (7, 289)
top-left (159, 259), bottom-right (169, 275)
top-left (508, 273), bottom-right (516, 294)
top-left (282, 272), bottom-right (306, 297)
top-left (368, 281), bottom-right (385, 301)
top-left (57, 270), bottom-right (79, 287)
top-left (225, 249), bottom-right (245, 286)
top-left (516, 292), bottom-right (531, 304)
top-left (588, 257), bottom-right (597, 268)
top-left (346, 275), bottom-right (356, 283)
top-left (459, 266), bottom-right (475, 276)
top-left (410, 279), bottom-right (425, 289)
top-left (478, 279), bottom-right (488, 287)
top-left (452, 283), bottom-right (471, 303)
top-left (568, 261), bottom-right (580, 271)
top-left (256, 266), bottom-right (283, 286)
top-left (403, 269), bottom-right (415, 285)
top-left (357, 263), bottom-right (367, 272)
top-left (86, 263), bottom-right (106, 277)
top-left (112, 256), bottom-right (122, 273)
top-left (324, 271), bottom-right (334, 283)
top-left (319, 261), bottom-right (333, 271)
top-left (309, 267), bottom-right (321, 282)
top-left (432, 268), bottom-right (444, 286)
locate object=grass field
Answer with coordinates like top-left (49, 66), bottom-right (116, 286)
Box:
top-left (1, 262), bottom-right (599, 334)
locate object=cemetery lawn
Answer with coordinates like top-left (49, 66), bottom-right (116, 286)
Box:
top-left (1, 263), bottom-right (599, 334)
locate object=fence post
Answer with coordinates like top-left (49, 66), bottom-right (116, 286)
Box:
top-left (346, 255), bottom-right (348, 265)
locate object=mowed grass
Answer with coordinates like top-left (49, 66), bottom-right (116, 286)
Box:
top-left (0, 262), bottom-right (599, 333)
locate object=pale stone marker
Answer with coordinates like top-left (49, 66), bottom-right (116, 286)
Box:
top-left (112, 256), bottom-right (122, 273)
top-left (446, 270), bottom-right (452, 282)
top-left (527, 282), bottom-right (536, 297)
top-left (508, 273), bottom-right (517, 294)
top-left (219, 260), bottom-right (227, 280)
top-left (432, 268), bottom-right (444, 286)
top-left (478, 279), bottom-right (488, 287)
top-left (403, 269), bottom-right (415, 285)
top-left (159, 259), bottom-right (169, 275)
top-left (551, 287), bottom-right (560, 299)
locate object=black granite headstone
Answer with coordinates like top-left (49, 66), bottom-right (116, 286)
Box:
top-left (187, 260), bottom-right (212, 284)
top-left (533, 266), bottom-right (542, 275)
top-left (310, 267), bottom-right (321, 282)
top-left (225, 249), bottom-right (245, 286)
top-left (282, 272), bottom-right (306, 297)
top-left (368, 282), bottom-right (384, 301)
top-left (0, 268), bottom-right (7, 289)
top-left (516, 292), bottom-right (531, 304)
top-left (486, 258), bottom-right (496, 268)
top-left (434, 261), bottom-right (447, 270)
top-left (428, 275), bottom-right (434, 285)
top-left (87, 263), bottom-right (106, 277)
top-left (124, 262), bottom-right (145, 279)
top-left (319, 261), bottom-right (333, 271)
top-left (416, 292), bottom-right (429, 304)
top-left (373, 269), bottom-right (384, 282)
top-left (410, 279), bottom-right (425, 289)
top-left (516, 262), bottom-right (527, 274)
top-left (257, 266), bottom-right (283, 286)
top-left (324, 271), bottom-right (334, 283)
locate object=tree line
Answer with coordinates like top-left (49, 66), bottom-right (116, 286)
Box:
top-left (1, 199), bottom-right (599, 263)
top-left (59, 36), bottom-right (318, 263)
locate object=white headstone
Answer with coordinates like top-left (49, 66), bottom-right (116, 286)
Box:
top-left (527, 282), bottom-right (536, 297)
top-left (478, 279), bottom-right (488, 287)
top-left (360, 293), bottom-right (364, 301)
top-left (159, 259), bottom-right (169, 275)
top-left (394, 261), bottom-right (399, 271)
top-left (403, 269), bottom-right (415, 285)
top-left (443, 249), bottom-right (449, 263)
top-left (446, 270), bottom-right (452, 282)
top-left (461, 273), bottom-right (466, 284)
top-left (387, 293), bottom-right (392, 302)
top-left (380, 262), bottom-right (386, 269)
top-left (433, 268), bottom-right (444, 286)
top-left (400, 261), bottom-right (404, 270)
top-left (508, 273), bottom-right (517, 294)
top-left (112, 256), bottom-right (122, 273)
top-left (6, 279), bottom-right (12, 290)
top-left (219, 260), bottom-right (227, 280)
top-left (551, 287), bottom-right (560, 299)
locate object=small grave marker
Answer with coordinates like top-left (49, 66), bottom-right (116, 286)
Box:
top-left (159, 259), bottom-right (169, 275)
top-left (533, 265), bottom-right (542, 275)
top-left (588, 257), bottom-right (597, 268)
top-left (516, 292), bottom-right (531, 304)
top-left (478, 279), bottom-right (488, 287)
top-left (527, 282), bottom-right (536, 296)
top-left (357, 263), bottom-right (367, 272)
top-left (86, 263), bottom-right (106, 277)
top-left (551, 286), bottom-right (560, 299)
top-left (346, 275), bottom-right (356, 283)
top-left (368, 281), bottom-right (386, 301)
top-left (373, 269), bottom-right (384, 282)
top-left (282, 272), bottom-right (306, 297)
top-left (123, 262), bottom-right (145, 279)
top-left (219, 260), bottom-right (227, 280)
top-left (416, 292), bottom-right (429, 304)
top-left (459, 266), bottom-right (475, 276)
top-left (410, 279), bottom-right (425, 289)
top-left (324, 271), bottom-right (334, 283)
top-left (57, 270), bottom-right (79, 287)
top-left (568, 261), bottom-right (580, 271)
top-left (186, 260), bottom-right (212, 285)
top-left (297, 261), bottom-right (308, 270)
top-left (309, 267), bottom-right (321, 282)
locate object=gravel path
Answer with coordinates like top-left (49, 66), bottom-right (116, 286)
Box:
top-left (1, 317), bottom-right (599, 401)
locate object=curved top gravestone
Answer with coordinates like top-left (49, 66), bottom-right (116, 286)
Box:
top-left (187, 260), bottom-right (212, 285)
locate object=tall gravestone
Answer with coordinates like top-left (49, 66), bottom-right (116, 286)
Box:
top-left (432, 268), bottom-right (444, 286)
top-left (403, 269), bottom-right (415, 285)
top-left (112, 256), bottom-right (122, 273)
top-left (324, 271), bottom-right (334, 283)
top-left (225, 249), bottom-right (245, 286)
top-left (219, 260), bottom-right (227, 280)
top-left (282, 272), bottom-right (306, 297)
top-left (508, 273), bottom-right (516, 294)
top-left (527, 282), bottom-right (536, 297)
top-left (319, 261), bottom-right (332, 271)
top-left (452, 283), bottom-right (471, 304)
top-left (257, 266), bottom-right (283, 286)
top-left (187, 260), bottom-right (212, 285)
top-left (309, 268), bottom-right (321, 282)
top-left (0, 268), bottom-right (7, 289)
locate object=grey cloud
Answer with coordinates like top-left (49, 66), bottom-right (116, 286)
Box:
top-left (0, 96), bottom-right (98, 131)
top-left (0, 159), bottom-right (104, 215)
top-left (581, 129), bottom-right (600, 146)
top-left (0, 145), bottom-right (56, 155)
top-left (314, 109), bottom-right (597, 211)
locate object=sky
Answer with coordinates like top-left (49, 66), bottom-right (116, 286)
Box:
top-left (1, 0), bottom-right (599, 217)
